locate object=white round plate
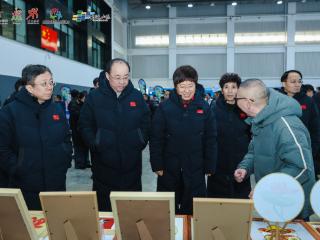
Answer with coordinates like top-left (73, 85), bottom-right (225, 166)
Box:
top-left (310, 180), bottom-right (320, 217)
top-left (253, 173), bottom-right (304, 222)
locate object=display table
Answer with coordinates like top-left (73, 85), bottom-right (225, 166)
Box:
top-left (29, 211), bottom-right (190, 240)
top-left (30, 211), bottom-right (320, 240)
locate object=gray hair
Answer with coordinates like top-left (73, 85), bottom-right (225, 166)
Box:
top-left (240, 78), bottom-right (269, 103)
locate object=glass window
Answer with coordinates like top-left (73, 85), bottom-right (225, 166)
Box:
top-left (14, 0), bottom-right (26, 43)
top-left (0, 0), bottom-right (14, 40)
top-left (92, 37), bottom-right (105, 69)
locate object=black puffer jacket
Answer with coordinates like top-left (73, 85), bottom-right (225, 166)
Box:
top-left (150, 85), bottom-right (217, 214)
top-left (207, 95), bottom-right (251, 199)
top-left (0, 87), bottom-right (72, 209)
top-left (78, 71), bottom-right (151, 189)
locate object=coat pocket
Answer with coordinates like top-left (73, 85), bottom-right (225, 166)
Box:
top-left (95, 128), bottom-right (116, 151)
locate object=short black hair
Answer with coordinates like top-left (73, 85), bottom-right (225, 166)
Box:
top-left (79, 91), bottom-right (87, 99)
top-left (70, 89), bottom-right (79, 99)
top-left (22, 64), bottom-right (52, 84)
top-left (93, 77), bottom-right (99, 86)
top-left (14, 78), bottom-right (27, 91)
top-left (173, 65), bottom-right (198, 87)
top-left (303, 84), bottom-right (315, 93)
top-left (105, 58), bottom-right (130, 74)
top-left (281, 70), bottom-right (303, 82)
top-left (219, 73), bottom-right (241, 88)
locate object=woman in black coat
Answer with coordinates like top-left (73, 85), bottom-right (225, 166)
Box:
top-left (0, 64), bottom-right (72, 210)
top-left (150, 65), bottom-right (217, 215)
top-left (207, 73), bottom-right (251, 199)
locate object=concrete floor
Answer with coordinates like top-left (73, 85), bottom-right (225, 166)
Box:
top-left (66, 146), bottom-right (320, 221)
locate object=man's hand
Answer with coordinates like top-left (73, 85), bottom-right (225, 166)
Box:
top-left (156, 170), bottom-right (163, 176)
top-left (234, 169), bottom-right (247, 183)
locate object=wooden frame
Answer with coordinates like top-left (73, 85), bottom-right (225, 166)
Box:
top-left (0, 188), bottom-right (38, 240)
top-left (302, 222), bottom-right (320, 239)
top-left (110, 192), bottom-right (175, 240)
top-left (39, 191), bottom-right (101, 240)
top-left (193, 198), bottom-right (253, 240)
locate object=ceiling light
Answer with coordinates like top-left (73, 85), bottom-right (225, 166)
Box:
top-left (145, 5), bottom-right (151, 9)
top-left (301, 0), bottom-right (307, 2)
top-left (276, 0), bottom-right (283, 4)
top-left (231, 2), bottom-right (237, 6)
top-left (210, 2), bottom-right (215, 6)
top-left (188, 3), bottom-right (193, 8)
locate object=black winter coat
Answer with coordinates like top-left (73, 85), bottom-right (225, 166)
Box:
top-left (68, 99), bottom-right (85, 146)
top-left (207, 96), bottom-right (251, 199)
top-left (280, 88), bottom-right (320, 157)
top-left (78, 72), bottom-right (150, 189)
top-left (0, 88), bottom-right (72, 209)
top-left (212, 96), bottom-right (251, 174)
top-left (150, 86), bottom-right (217, 214)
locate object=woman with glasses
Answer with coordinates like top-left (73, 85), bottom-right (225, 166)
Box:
top-left (0, 64), bottom-right (72, 210)
top-left (207, 73), bottom-right (251, 199)
top-left (150, 65), bottom-right (217, 214)
top-left (279, 70), bottom-right (320, 178)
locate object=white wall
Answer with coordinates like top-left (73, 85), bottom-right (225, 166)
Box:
top-left (127, 2), bottom-right (320, 89)
top-left (0, 36), bottom-right (101, 87)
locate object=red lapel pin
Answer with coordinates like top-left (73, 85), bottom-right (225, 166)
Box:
top-left (53, 114), bottom-right (60, 121)
top-left (130, 101), bottom-right (137, 107)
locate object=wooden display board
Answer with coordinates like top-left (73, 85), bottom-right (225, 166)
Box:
top-left (40, 191), bottom-right (101, 240)
top-left (193, 198), bottom-right (253, 240)
top-left (110, 192), bottom-right (175, 240)
top-left (0, 188), bottom-right (38, 240)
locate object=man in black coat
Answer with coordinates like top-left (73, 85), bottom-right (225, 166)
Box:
top-left (150, 65), bottom-right (217, 214)
top-left (78, 58), bottom-right (151, 211)
top-left (280, 70), bottom-right (320, 177)
top-left (68, 90), bottom-right (90, 169)
top-left (0, 64), bottom-right (72, 210)
top-left (3, 78), bottom-right (26, 107)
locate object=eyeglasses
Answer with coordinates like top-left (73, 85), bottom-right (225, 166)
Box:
top-left (32, 80), bottom-right (56, 88)
top-left (110, 75), bottom-right (129, 82)
top-left (235, 97), bottom-right (255, 102)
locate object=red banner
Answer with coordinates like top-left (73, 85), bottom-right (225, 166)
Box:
top-left (41, 25), bottom-right (58, 52)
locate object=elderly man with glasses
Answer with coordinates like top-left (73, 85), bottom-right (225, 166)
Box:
top-left (234, 79), bottom-right (316, 220)
top-left (79, 58), bottom-right (151, 211)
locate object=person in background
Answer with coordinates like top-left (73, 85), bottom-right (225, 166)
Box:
top-left (79, 58), bottom-right (150, 211)
top-left (207, 73), bottom-right (251, 199)
top-left (164, 90), bottom-right (170, 100)
top-left (54, 94), bottom-right (62, 102)
top-left (234, 79), bottom-right (315, 220)
top-left (68, 90), bottom-right (90, 169)
top-left (279, 70), bottom-right (320, 178)
top-left (149, 95), bottom-right (159, 118)
top-left (150, 65), bottom-right (217, 215)
top-left (93, 77), bottom-right (99, 89)
top-left (3, 78), bottom-right (27, 107)
top-left (0, 64), bottom-right (72, 209)
top-left (303, 84), bottom-right (315, 98)
top-left (89, 78), bottom-right (100, 92)
top-left (205, 93), bottom-right (213, 105)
